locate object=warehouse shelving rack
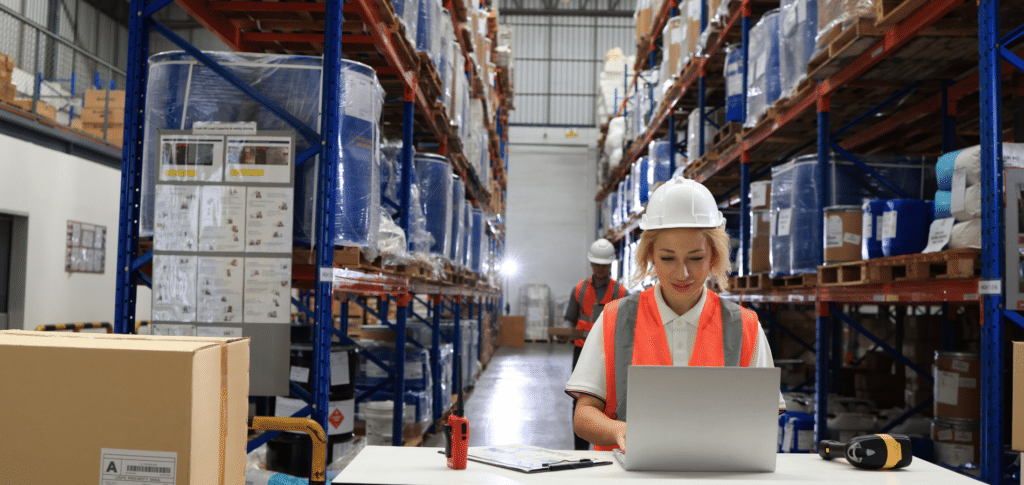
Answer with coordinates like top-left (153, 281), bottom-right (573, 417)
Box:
top-left (597, 0), bottom-right (1022, 482)
top-left (113, 0), bottom-right (508, 458)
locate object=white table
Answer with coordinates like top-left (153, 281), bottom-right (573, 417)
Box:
top-left (332, 446), bottom-right (981, 484)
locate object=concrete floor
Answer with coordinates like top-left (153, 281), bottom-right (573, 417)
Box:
top-left (424, 342), bottom-right (576, 449)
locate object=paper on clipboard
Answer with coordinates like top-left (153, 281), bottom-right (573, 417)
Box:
top-left (455, 444), bottom-right (612, 473)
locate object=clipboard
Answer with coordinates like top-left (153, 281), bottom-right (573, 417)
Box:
top-left (439, 444), bottom-right (613, 473)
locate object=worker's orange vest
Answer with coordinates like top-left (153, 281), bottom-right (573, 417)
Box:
top-left (574, 277), bottom-right (627, 347)
top-left (594, 287), bottom-right (758, 451)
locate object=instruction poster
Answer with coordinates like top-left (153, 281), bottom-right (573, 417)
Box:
top-left (65, 221), bottom-right (106, 273)
top-left (152, 130), bottom-right (295, 325)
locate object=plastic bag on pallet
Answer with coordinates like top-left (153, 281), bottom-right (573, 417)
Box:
top-left (744, 10), bottom-right (781, 128)
top-left (779, 0), bottom-right (818, 99)
top-left (816, 0), bottom-right (875, 50)
top-left (391, 0), bottom-right (419, 45)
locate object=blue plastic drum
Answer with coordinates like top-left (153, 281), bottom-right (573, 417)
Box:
top-left (414, 154), bottom-right (453, 257)
top-left (450, 175), bottom-right (465, 265)
top-left (724, 44), bottom-right (744, 123)
top-left (881, 199), bottom-right (932, 257)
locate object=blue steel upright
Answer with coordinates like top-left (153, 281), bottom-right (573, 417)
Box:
top-left (979, 0), bottom-right (1006, 481)
top-left (311, 0), bottom-right (346, 444)
top-left (114, 0), bottom-right (152, 334)
top-left (814, 84), bottom-right (830, 445)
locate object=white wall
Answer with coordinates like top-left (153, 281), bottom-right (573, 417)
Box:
top-left (504, 126), bottom-right (598, 316)
top-left (0, 134), bottom-right (151, 328)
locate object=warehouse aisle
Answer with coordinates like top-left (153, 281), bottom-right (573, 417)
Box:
top-left (425, 342), bottom-right (576, 449)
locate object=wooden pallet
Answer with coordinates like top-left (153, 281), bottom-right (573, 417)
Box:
top-left (873, 0), bottom-right (932, 29)
top-left (770, 273), bottom-right (818, 289)
top-left (806, 18), bottom-right (886, 80)
top-left (817, 249), bottom-right (981, 286)
top-left (731, 273), bottom-right (772, 291)
top-left (712, 121), bottom-right (742, 154)
top-left (292, 246), bottom-right (384, 273)
top-left (417, 52), bottom-right (443, 102)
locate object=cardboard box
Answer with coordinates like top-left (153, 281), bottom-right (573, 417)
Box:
top-left (11, 99), bottom-right (57, 121)
top-left (84, 89), bottom-right (126, 108)
top-left (0, 330), bottom-right (250, 484)
top-left (1016, 342), bottom-right (1024, 450)
top-left (0, 82), bottom-right (14, 104)
top-left (0, 52), bottom-right (12, 71)
top-left (81, 106), bottom-right (124, 124)
top-left (498, 315), bottom-right (524, 347)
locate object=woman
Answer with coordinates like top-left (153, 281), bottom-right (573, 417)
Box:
top-left (565, 177), bottom-right (785, 451)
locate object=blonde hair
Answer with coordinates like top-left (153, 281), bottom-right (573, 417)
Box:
top-left (631, 226), bottom-right (732, 292)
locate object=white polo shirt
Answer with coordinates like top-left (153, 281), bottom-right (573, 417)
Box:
top-left (565, 284), bottom-right (786, 410)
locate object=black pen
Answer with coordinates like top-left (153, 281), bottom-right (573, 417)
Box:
top-left (545, 459), bottom-right (597, 471)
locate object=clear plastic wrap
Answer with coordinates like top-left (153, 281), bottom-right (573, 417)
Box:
top-left (469, 208), bottom-right (484, 273)
top-left (392, 0), bottom-right (419, 45)
top-left (416, 0), bottom-right (442, 69)
top-left (635, 0), bottom-right (652, 46)
top-left (817, 0), bottom-right (875, 50)
top-left (632, 158), bottom-right (648, 212)
top-left (379, 139), bottom-right (402, 217)
top-left (661, 17), bottom-right (684, 84)
top-left (414, 154), bottom-right (453, 258)
top-left (407, 183), bottom-right (433, 254)
top-left (779, 0), bottom-right (818, 99)
top-left (648, 138), bottom-right (679, 185)
top-left (450, 175), bottom-right (466, 266)
top-left (140, 52), bottom-right (383, 250)
top-left (685, 0), bottom-right (701, 60)
top-left (745, 10), bottom-right (781, 128)
top-left (295, 60), bottom-right (384, 248)
top-left (687, 108), bottom-right (722, 161)
top-left (439, 11), bottom-right (454, 107)
top-left (461, 203), bottom-right (472, 269)
top-left (377, 209), bottom-right (408, 259)
top-left (770, 159), bottom-right (803, 277)
top-left (724, 44), bottom-right (744, 123)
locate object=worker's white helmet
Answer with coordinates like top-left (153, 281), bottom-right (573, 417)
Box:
top-left (639, 177), bottom-right (724, 230)
top-left (587, 238), bottom-right (616, 265)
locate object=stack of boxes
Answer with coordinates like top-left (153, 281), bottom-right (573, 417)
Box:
top-left (0, 53), bottom-right (14, 105)
top-left (82, 89), bottom-right (125, 146)
top-left (522, 284), bottom-right (551, 341)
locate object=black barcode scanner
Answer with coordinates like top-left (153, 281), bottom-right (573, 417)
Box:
top-left (818, 433), bottom-right (913, 470)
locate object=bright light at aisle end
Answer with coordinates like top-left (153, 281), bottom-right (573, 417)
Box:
top-left (499, 259), bottom-right (518, 277)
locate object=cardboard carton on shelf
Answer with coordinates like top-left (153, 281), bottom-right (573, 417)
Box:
top-left (0, 82), bottom-right (14, 104)
top-left (84, 88), bottom-right (126, 108)
top-left (0, 330), bottom-right (250, 484)
top-left (10, 98), bottom-right (57, 121)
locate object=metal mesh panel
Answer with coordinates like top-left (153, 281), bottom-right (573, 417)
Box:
top-left (0, 3), bottom-right (127, 141)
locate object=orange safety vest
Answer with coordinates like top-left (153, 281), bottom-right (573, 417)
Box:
top-left (594, 287), bottom-right (759, 451)
top-left (573, 277), bottom-right (627, 347)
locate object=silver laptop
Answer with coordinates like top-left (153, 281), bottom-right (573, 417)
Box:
top-left (613, 366), bottom-right (780, 472)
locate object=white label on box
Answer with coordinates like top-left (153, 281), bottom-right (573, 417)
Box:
top-left (951, 359), bottom-right (971, 373)
top-left (331, 353), bottom-right (351, 386)
top-left (826, 215), bottom-right (843, 248)
top-left (951, 169), bottom-right (967, 213)
top-left (770, 210), bottom-right (778, 236)
top-left (937, 429), bottom-right (954, 441)
top-left (327, 399), bottom-right (356, 435)
top-left (290, 365), bottom-right (310, 383)
top-left (935, 370), bottom-right (960, 405)
top-left (923, 217), bottom-right (955, 253)
top-left (843, 232), bottom-right (861, 245)
top-left (777, 208), bottom-right (793, 236)
top-left (959, 377), bottom-right (976, 389)
top-left (751, 183), bottom-right (767, 208)
top-left (954, 430), bottom-right (973, 442)
top-left (101, 448), bottom-right (177, 485)
top-left (881, 210), bottom-right (897, 240)
top-left (863, 211), bottom-right (873, 239)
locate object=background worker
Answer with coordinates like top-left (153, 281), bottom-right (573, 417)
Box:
top-left (564, 238), bottom-right (628, 450)
top-left (565, 177), bottom-right (785, 451)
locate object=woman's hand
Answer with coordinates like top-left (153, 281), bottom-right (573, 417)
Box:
top-left (612, 420), bottom-right (627, 452)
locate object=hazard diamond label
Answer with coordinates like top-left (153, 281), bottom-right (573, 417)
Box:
top-left (329, 408), bottom-right (344, 429)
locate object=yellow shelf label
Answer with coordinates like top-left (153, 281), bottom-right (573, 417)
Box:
top-left (164, 169), bottom-right (196, 177)
top-left (230, 169), bottom-right (265, 176)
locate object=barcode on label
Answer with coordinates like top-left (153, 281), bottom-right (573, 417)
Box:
top-left (128, 465), bottom-right (172, 474)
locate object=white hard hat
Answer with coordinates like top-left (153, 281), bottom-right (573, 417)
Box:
top-left (639, 177), bottom-right (725, 230)
top-left (588, 238), bottom-right (616, 264)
